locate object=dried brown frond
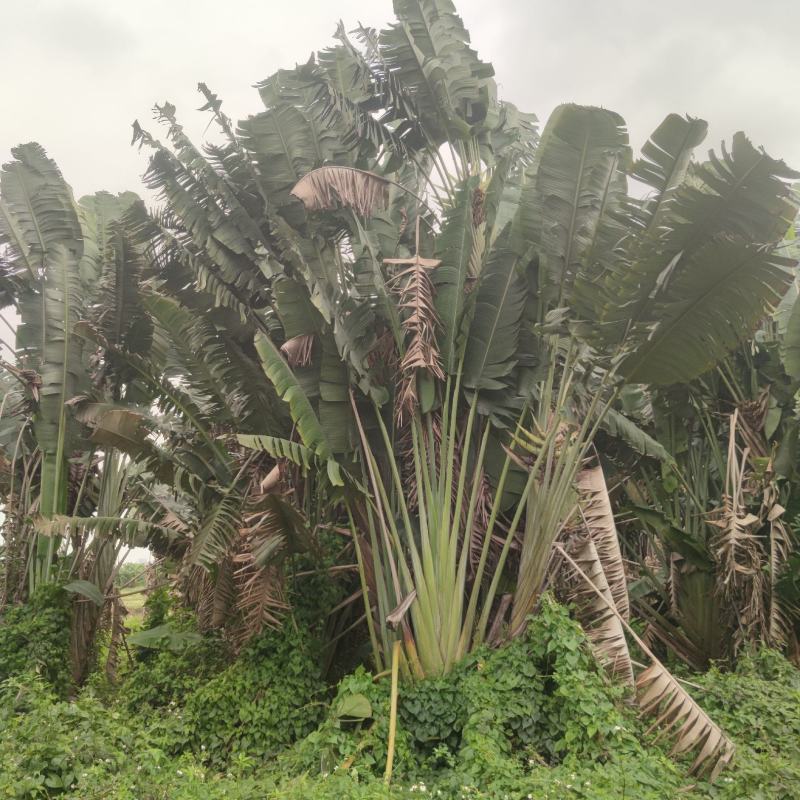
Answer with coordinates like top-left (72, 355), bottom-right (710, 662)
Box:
top-left (231, 555), bottom-right (286, 652)
top-left (577, 464), bottom-right (630, 619)
top-left (471, 187), bottom-right (486, 227)
top-left (227, 493), bottom-right (305, 650)
top-left (280, 333), bottom-right (315, 368)
top-left (211, 557), bottom-right (235, 629)
top-left (562, 535), bottom-right (634, 686)
top-left (291, 166), bottom-right (389, 216)
top-left (707, 411), bottom-right (767, 649)
top-left (557, 543), bottom-right (735, 780)
top-left (737, 389), bottom-right (769, 459)
top-left (367, 328), bottom-right (400, 373)
top-left (637, 663), bottom-right (735, 780)
top-left (392, 261), bottom-right (444, 422)
top-left (766, 498), bottom-right (795, 648)
top-left (385, 218), bottom-right (444, 424)
top-left (185, 564), bottom-right (216, 631)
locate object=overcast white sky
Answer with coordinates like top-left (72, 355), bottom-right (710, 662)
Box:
top-left (3, 0), bottom-right (800, 199)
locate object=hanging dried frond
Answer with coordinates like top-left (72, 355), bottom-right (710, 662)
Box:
top-left (637, 662), bottom-right (735, 780)
top-left (707, 411), bottom-right (766, 648)
top-left (291, 166), bottom-right (390, 216)
top-left (766, 499), bottom-right (795, 647)
top-left (562, 535), bottom-right (634, 687)
top-left (228, 493), bottom-right (305, 650)
top-left (387, 246), bottom-right (444, 422)
top-left (471, 186), bottom-right (486, 227)
top-left (260, 464), bottom-right (281, 494)
top-left (558, 543), bottom-right (735, 779)
top-left (185, 565), bottom-right (216, 631)
top-left (280, 333), bottom-right (315, 368)
top-left (577, 464), bottom-right (630, 619)
top-left (737, 390), bottom-right (770, 460)
top-left (231, 556), bottom-right (286, 652)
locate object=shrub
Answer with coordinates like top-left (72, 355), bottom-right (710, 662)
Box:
top-left (0, 585), bottom-right (71, 695)
top-left (0, 675), bottom-right (139, 798)
top-left (685, 650), bottom-right (800, 799)
top-left (178, 622), bottom-right (325, 769)
top-left (122, 635), bottom-right (228, 711)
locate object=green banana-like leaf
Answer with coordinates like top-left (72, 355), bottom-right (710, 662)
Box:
top-left (629, 506), bottom-right (711, 569)
top-left (575, 122), bottom-right (800, 384)
top-left (462, 228), bottom-right (526, 392)
top-left (64, 579), bottom-right (105, 607)
top-left (0, 145), bottom-right (89, 520)
top-left (128, 623), bottom-right (202, 652)
top-left (0, 143), bottom-right (83, 282)
top-left (73, 321), bottom-right (231, 481)
top-left (36, 515), bottom-right (180, 546)
top-left (238, 105), bottom-right (321, 209)
top-left (79, 192), bottom-right (154, 391)
top-left (631, 113), bottom-right (708, 232)
top-left (237, 434), bottom-right (314, 469)
top-left (380, 0), bottom-right (496, 144)
top-left (518, 104), bottom-right (630, 307)
top-left (133, 131), bottom-right (262, 301)
top-left (599, 406), bottom-right (674, 463)
top-left (780, 287), bottom-right (800, 381)
top-left (254, 332), bottom-right (329, 457)
top-left (582, 114), bottom-right (708, 344)
top-left (273, 276), bottom-right (325, 339)
top-left (145, 294), bottom-right (283, 432)
top-left (435, 177), bottom-right (481, 374)
top-left (77, 190), bottom-right (140, 285)
top-left (621, 238), bottom-right (795, 385)
top-left (319, 333), bottom-right (351, 454)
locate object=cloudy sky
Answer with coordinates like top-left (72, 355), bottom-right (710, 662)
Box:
top-left (3, 0), bottom-right (800, 199)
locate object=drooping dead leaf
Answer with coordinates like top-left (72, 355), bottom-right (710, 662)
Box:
top-left (564, 536), bottom-right (634, 687)
top-left (766, 497), bottom-right (794, 647)
top-left (708, 411), bottom-right (769, 650)
top-left (637, 662), bottom-right (735, 780)
top-left (280, 333), bottom-right (315, 367)
top-left (557, 543), bottom-right (736, 780)
top-left (385, 218), bottom-right (444, 422)
top-left (291, 166), bottom-right (390, 216)
top-left (577, 464), bottom-right (630, 619)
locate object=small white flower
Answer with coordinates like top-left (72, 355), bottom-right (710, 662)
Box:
top-left (176, 769), bottom-right (183, 777)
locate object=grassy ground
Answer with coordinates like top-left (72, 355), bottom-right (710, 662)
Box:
top-left (121, 585), bottom-right (146, 624)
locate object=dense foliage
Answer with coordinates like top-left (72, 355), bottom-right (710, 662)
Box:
top-left (0, 586), bottom-right (71, 697)
top-left (2, 600), bottom-right (800, 798)
top-left (3, 0), bottom-right (800, 796)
